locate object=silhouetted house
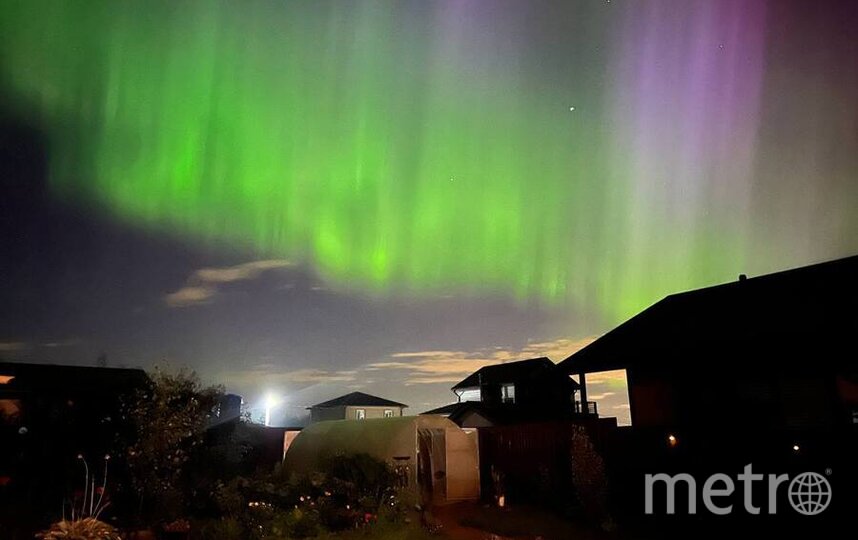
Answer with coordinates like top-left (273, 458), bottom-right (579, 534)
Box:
top-left (308, 391), bottom-right (407, 423)
top-left (421, 357), bottom-right (582, 428)
top-left (214, 393), bottom-right (243, 423)
top-left (206, 393), bottom-right (295, 473)
top-left (558, 255), bottom-right (858, 439)
top-left (0, 361), bottom-right (148, 456)
top-left (0, 362), bottom-right (149, 533)
top-left (421, 358), bottom-right (615, 507)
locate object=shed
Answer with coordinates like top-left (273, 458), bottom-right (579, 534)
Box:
top-left (283, 416), bottom-right (480, 504)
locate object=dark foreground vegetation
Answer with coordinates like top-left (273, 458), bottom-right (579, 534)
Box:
top-left (2, 370), bottom-right (435, 539)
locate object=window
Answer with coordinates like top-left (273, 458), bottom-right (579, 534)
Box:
top-left (384, 409), bottom-right (394, 418)
top-left (355, 408), bottom-right (366, 420)
top-left (501, 383), bottom-right (515, 404)
top-left (458, 388), bottom-right (481, 402)
top-left (0, 399), bottom-right (23, 425)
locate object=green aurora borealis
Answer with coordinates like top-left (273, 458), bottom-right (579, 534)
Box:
top-left (2, 0), bottom-right (857, 326)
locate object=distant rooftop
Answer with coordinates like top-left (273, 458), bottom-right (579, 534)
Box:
top-left (421, 400), bottom-right (578, 425)
top-left (452, 357), bottom-right (566, 390)
top-left (309, 391), bottom-right (408, 409)
top-left (421, 403), bottom-right (461, 416)
top-left (0, 361), bottom-right (148, 391)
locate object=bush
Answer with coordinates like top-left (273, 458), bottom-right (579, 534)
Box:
top-left (36, 517), bottom-right (122, 540)
top-left (569, 425), bottom-right (610, 528)
top-left (272, 508), bottom-right (320, 538)
top-left (318, 454), bottom-right (396, 510)
top-left (118, 368), bottom-right (223, 523)
top-left (194, 517), bottom-right (244, 540)
top-left (188, 453), bottom-right (404, 538)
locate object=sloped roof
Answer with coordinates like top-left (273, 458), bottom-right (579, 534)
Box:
top-left (452, 357), bottom-right (558, 390)
top-left (420, 403), bottom-right (462, 415)
top-left (421, 401), bottom-right (578, 426)
top-left (309, 391), bottom-right (408, 409)
top-left (559, 254), bottom-right (858, 375)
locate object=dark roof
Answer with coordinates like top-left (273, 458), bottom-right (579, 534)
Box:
top-left (559, 254), bottom-right (858, 375)
top-left (421, 401), bottom-right (577, 426)
top-left (452, 357), bottom-right (561, 390)
top-left (0, 361), bottom-right (148, 392)
top-left (420, 403), bottom-right (462, 415)
top-left (309, 391), bottom-right (408, 409)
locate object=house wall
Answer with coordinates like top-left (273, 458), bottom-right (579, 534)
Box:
top-left (477, 421), bottom-right (581, 505)
top-left (310, 406), bottom-right (346, 423)
top-left (458, 410), bottom-right (494, 428)
top-left (345, 405), bottom-right (403, 420)
top-left (475, 373), bottom-right (576, 410)
top-left (627, 353), bottom-right (845, 433)
top-left (310, 405), bottom-right (403, 422)
top-left (627, 374), bottom-right (675, 428)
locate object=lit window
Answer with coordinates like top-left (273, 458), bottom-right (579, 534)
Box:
top-left (384, 409), bottom-right (394, 418)
top-left (501, 384), bottom-right (515, 404)
top-left (0, 375), bottom-right (14, 385)
top-left (355, 409), bottom-right (366, 420)
top-left (0, 399), bottom-right (23, 425)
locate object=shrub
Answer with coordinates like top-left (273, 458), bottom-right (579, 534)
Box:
top-left (36, 517), bottom-right (122, 540)
top-left (119, 368), bottom-right (223, 523)
top-left (194, 517), bottom-right (244, 540)
top-left (272, 507), bottom-right (320, 538)
top-left (318, 453), bottom-right (396, 511)
top-left (190, 453), bottom-right (403, 538)
top-left (569, 425), bottom-right (610, 528)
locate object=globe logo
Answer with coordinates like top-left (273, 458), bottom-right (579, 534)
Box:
top-left (788, 472), bottom-right (832, 515)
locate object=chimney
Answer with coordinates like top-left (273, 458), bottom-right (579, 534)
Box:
top-left (738, 274), bottom-right (747, 282)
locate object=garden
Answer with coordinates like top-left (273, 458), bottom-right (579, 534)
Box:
top-left (27, 370), bottom-right (437, 540)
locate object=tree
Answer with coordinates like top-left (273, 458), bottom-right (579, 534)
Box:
top-left (119, 368), bottom-right (222, 522)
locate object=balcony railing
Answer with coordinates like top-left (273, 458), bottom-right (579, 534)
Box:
top-left (574, 400), bottom-right (598, 415)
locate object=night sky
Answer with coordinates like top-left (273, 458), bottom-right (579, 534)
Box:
top-left (1, 1), bottom-right (856, 425)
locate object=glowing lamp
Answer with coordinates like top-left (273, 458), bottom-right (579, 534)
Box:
top-left (263, 393), bottom-right (283, 427)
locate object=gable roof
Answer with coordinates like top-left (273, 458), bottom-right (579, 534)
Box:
top-left (559, 254), bottom-right (858, 375)
top-left (452, 357), bottom-right (561, 390)
top-left (309, 391), bottom-right (408, 409)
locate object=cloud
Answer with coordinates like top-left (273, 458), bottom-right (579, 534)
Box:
top-left (581, 369), bottom-right (629, 388)
top-left (193, 260), bottom-right (293, 283)
top-left (366, 355), bottom-right (498, 384)
top-left (217, 366), bottom-right (358, 388)
top-left (366, 336), bottom-right (599, 385)
top-left (41, 338), bottom-right (82, 348)
top-left (165, 259), bottom-right (293, 307)
top-left (165, 286), bottom-right (216, 307)
top-left (276, 369), bottom-right (358, 383)
top-left (0, 341), bottom-right (27, 353)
